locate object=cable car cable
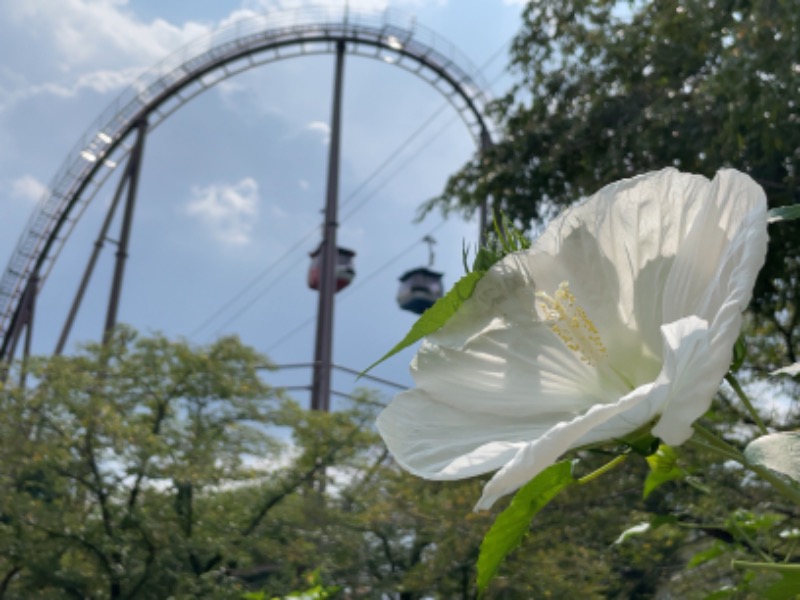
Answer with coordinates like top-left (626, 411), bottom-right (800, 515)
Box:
top-left (188, 38), bottom-right (511, 340)
top-left (265, 220), bottom-right (446, 354)
top-left (188, 228), bottom-right (317, 339)
top-left (212, 251), bottom-right (309, 336)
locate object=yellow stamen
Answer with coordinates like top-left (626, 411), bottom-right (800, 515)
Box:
top-left (536, 282), bottom-right (607, 366)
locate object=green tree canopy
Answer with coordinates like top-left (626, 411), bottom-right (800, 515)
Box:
top-left (426, 0), bottom-right (799, 364)
top-left (0, 328), bottom-right (375, 598)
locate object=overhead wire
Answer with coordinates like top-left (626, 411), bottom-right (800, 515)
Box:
top-left (189, 36), bottom-right (512, 342)
top-left (265, 218), bottom-right (447, 354)
top-left (262, 43), bottom-right (512, 354)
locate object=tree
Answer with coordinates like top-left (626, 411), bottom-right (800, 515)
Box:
top-left (0, 328), bottom-right (375, 599)
top-left (425, 0), bottom-right (800, 366)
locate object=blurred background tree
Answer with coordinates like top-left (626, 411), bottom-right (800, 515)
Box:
top-left (0, 329), bottom-right (376, 598)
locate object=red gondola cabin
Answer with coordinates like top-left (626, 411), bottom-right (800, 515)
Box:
top-left (308, 245), bottom-right (356, 292)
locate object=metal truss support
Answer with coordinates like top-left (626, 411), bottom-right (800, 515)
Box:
top-left (56, 125), bottom-right (146, 354)
top-left (103, 119), bottom-right (148, 344)
top-left (0, 9), bottom-right (497, 361)
top-left (479, 129), bottom-right (492, 245)
top-left (0, 273), bottom-right (39, 385)
top-left (310, 40), bottom-right (345, 413)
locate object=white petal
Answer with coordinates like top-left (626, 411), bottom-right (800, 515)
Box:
top-left (525, 169), bottom-right (709, 352)
top-left (772, 363), bottom-right (800, 377)
top-left (475, 382), bottom-right (660, 510)
top-left (650, 317), bottom-right (717, 444)
top-left (662, 169), bottom-right (768, 326)
top-left (376, 387), bottom-right (548, 480)
top-left (376, 167), bottom-right (769, 512)
top-left (477, 315), bottom-right (712, 510)
top-left (377, 317), bottom-right (622, 481)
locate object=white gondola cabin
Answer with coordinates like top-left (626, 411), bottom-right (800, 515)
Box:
top-left (308, 245), bottom-right (356, 292)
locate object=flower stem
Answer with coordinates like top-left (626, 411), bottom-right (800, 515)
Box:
top-left (731, 520), bottom-right (774, 563)
top-left (725, 372), bottom-right (768, 436)
top-left (577, 454), bottom-right (627, 485)
top-left (692, 424), bottom-right (800, 505)
top-left (686, 438), bottom-right (741, 463)
top-left (732, 560), bottom-right (800, 573)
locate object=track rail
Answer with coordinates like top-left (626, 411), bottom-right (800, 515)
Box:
top-left (0, 6), bottom-right (495, 358)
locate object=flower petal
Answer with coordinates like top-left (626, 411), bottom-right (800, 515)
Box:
top-left (772, 363), bottom-right (800, 377)
top-left (650, 317), bottom-right (716, 444)
top-left (376, 167), bottom-right (769, 513)
top-left (477, 315), bottom-right (712, 509)
top-left (376, 316), bottom-right (619, 480)
top-left (662, 169), bottom-right (768, 326)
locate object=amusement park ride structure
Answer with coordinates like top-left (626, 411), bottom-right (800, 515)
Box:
top-left (0, 6), bottom-right (495, 411)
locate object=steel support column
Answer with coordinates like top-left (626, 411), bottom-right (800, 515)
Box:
top-left (0, 273), bottom-right (39, 384)
top-left (310, 40), bottom-right (346, 412)
top-left (103, 119), bottom-right (148, 343)
top-left (57, 141), bottom-right (141, 354)
top-left (478, 129), bottom-right (492, 245)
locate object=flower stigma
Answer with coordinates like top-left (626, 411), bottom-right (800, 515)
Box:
top-left (536, 282), bottom-right (607, 365)
top-left (537, 282), bottom-right (637, 391)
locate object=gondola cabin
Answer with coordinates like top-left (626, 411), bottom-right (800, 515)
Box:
top-left (397, 267), bottom-right (443, 315)
top-left (307, 245), bottom-right (356, 292)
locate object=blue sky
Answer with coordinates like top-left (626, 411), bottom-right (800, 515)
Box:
top-left (0, 0), bottom-right (525, 408)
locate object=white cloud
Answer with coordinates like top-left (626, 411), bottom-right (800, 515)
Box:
top-left (0, 0), bottom-right (213, 112)
top-left (11, 175), bottom-right (48, 203)
top-left (306, 120), bottom-right (330, 145)
top-left (242, 0), bottom-right (443, 14)
top-left (5, 0), bottom-right (211, 69)
top-left (298, 179), bottom-right (310, 190)
top-left (185, 177), bottom-right (260, 246)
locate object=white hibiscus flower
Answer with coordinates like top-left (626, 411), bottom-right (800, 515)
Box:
top-left (377, 168), bottom-right (769, 510)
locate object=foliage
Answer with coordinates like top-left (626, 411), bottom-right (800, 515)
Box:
top-left (365, 213), bottom-right (530, 376)
top-left (362, 270), bottom-right (486, 375)
top-left (2, 329), bottom-right (799, 597)
top-left (424, 0), bottom-right (800, 366)
top-left (0, 328), bottom-right (375, 599)
top-left (476, 460), bottom-right (574, 595)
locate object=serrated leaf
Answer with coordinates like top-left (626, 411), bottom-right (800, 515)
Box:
top-left (644, 444), bottom-right (685, 499)
top-left (472, 247), bottom-right (502, 272)
top-left (768, 204), bottom-right (800, 223)
top-left (361, 270), bottom-right (486, 376)
top-left (476, 460), bottom-right (574, 596)
top-left (744, 432), bottom-right (800, 484)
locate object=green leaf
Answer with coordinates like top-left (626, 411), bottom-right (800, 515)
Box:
top-left (643, 444), bottom-right (686, 499)
top-left (361, 270), bottom-right (486, 375)
top-left (768, 204), bottom-right (800, 223)
top-left (476, 460), bottom-right (575, 596)
top-left (730, 335), bottom-right (747, 372)
top-left (702, 589), bottom-right (736, 600)
top-left (744, 432), bottom-right (800, 484)
top-left (764, 570), bottom-right (800, 600)
top-left (687, 542), bottom-right (726, 568)
top-left (621, 431), bottom-right (660, 456)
